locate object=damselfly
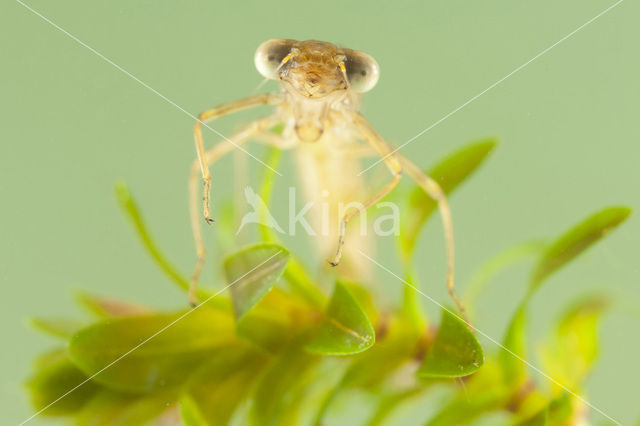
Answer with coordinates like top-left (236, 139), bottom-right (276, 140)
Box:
top-left (188, 39), bottom-right (463, 316)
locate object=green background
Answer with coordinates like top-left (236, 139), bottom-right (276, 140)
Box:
top-left (2, 0), bottom-right (639, 424)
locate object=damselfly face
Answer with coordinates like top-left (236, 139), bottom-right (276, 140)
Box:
top-left (255, 39), bottom-right (380, 142)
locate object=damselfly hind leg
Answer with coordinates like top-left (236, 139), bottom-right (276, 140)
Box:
top-left (339, 111), bottom-right (467, 321)
top-left (397, 155), bottom-right (467, 322)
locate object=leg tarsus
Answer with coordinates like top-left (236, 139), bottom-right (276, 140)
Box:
top-left (329, 221), bottom-right (348, 267)
top-left (202, 176), bottom-right (214, 225)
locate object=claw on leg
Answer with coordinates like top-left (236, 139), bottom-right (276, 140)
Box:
top-left (202, 176), bottom-right (214, 225)
top-left (329, 222), bottom-right (347, 267)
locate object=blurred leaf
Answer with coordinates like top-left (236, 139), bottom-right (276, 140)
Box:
top-left (425, 387), bottom-right (505, 426)
top-left (322, 318), bottom-right (424, 425)
top-left (26, 349), bottom-right (98, 416)
top-left (186, 344), bottom-right (269, 426)
top-left (250, 347), bottom-right (320, 426)
top-left (365, 388), bottom-right (422, 426)
top-left (540, 296), bottom-right (609, 391)
top-left (306, 282), bottom-right (375, 355)
top-left (76, 292), bottom-right (150, 317)
top-left (214, 199), bottom-right (239, 252)
top-left (401, 269), bottom-right (427, 332)
top-left (27, 317), bottom-right (83, 339)
top-left (255, 153), bottom-right (326, 308)
top-left (425, 360), bottom-right (510, 425)
top-left (530, 206), bottom-right (631, 290)
top-left (339, 311), bottom-right (425, 389)
top-left (180, 395), bottom-right (209, 426)
top-left (236, 288), bottom-right (309, 352)
top-left (76, 389), bottom-right (178, 426)
top-left (401, 139), bottom-right (496, 258)
top-left (269, 122), bottom-right (286, 135)
top-left (465, 240), bottom-right (547, 308)
top-left (282, 258), bottom-right (326, 307)
top-left (224, 243), bottom-right (290, 321)
top-left (546, 393), bottom-right (574, 425)
top-left (304, 358), bottom-right (351, 426)
top-left (514, 407), bottom-right (548, 426)
top-left (500, 206), bottom-right (630, 391)
top-left (418, 309), bottom-right (484, 378)
top-left (68, 309), bottom-right (235, 392)
top-left (115, 181), bottom-right (214, 301)
top-left (501, 304), bottom-right (528, 388)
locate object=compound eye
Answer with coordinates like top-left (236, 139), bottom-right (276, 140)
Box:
top-left (343, 50), bottom-right (379, 92)
top-left (254, 39), bottom-right (295, 79)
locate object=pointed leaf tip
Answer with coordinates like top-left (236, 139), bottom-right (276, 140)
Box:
top-left (306, 282), bottom-right (375, 355)
top-left (418, 309), bottom-right (484, 378)
top-left (402, 139), bottom-right (497, 257)
top-left (224, 243), bottom-right (290, 321)
top-left (530, 206), bottom-right (631, 290)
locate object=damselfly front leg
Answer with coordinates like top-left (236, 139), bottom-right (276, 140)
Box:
top-left (189, 94), bottom-right (281, 306)
top-left (193, 94), bottom-right (281, 225)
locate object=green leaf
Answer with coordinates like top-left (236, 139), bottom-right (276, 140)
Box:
top-left (282, 258), bottom-right (327, 307)
top-left (76, 292), bottom-right (150, 317)
top-left (224, 243), bottom-right (290, 321)
top-left (500, 304), bottom-right (528, 388)
top-left (235, 288), bottom-right (309, 351)
top-left (365, 388), bottom-right (422, 426)
top-left (250, 347), bottom-right (320, 426)
top-left (401, 139), bottom-right (496, 258)
top-left (180, 395), bottom-right (209, 426)
top-left (340, 317), bottom-right (422, 389)
top-left (514, 407), bottom-right (548, 426)
top-left (401, 269), bottom-right (427, 332)
top-left (255, 151), bottom-right (326, 308)
top-left (115, 182), bottom-right (213, 301)
top-left (26, 349), bottom-right (99, 416)
top-left (464, 240), bottom-right (547, 309)
top-left (500, 206), bottom-right (630, 388)
top-left (530, 206), bottom-right (631, 290)
top-left (27, 317), bottom-right (84, 339)
top-left (418, 309), bottom-right (484, 378)
top-left (546, 393), bottom-right (574, 425)
top-left (425, 385), bottom-right (506, 426)
top-left (186, 344), bottom-right (269, 426)
top-left (424, 361), bottom-right (510, 426)
top-left (540, 296), bottom-right (609, 390)
top-left (68, 308), bottom-right (235, 392)
top-left (341, 281), bottom-right (378, 326)
top-left (306, 282), bottom-right (375, 355)
top-left (75, 389), bottom-right (179, 426)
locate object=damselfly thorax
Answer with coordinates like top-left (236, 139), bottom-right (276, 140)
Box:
top-left (187, 39), bottom-right (465, 318)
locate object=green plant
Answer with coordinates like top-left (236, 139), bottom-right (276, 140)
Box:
top-left (25, 140), bottom-right (632, 425)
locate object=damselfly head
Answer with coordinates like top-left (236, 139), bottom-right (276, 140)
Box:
top-left (255, 39), bottom-right (379, 142)
top-left (254, 39), bottom-right (380, 98)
